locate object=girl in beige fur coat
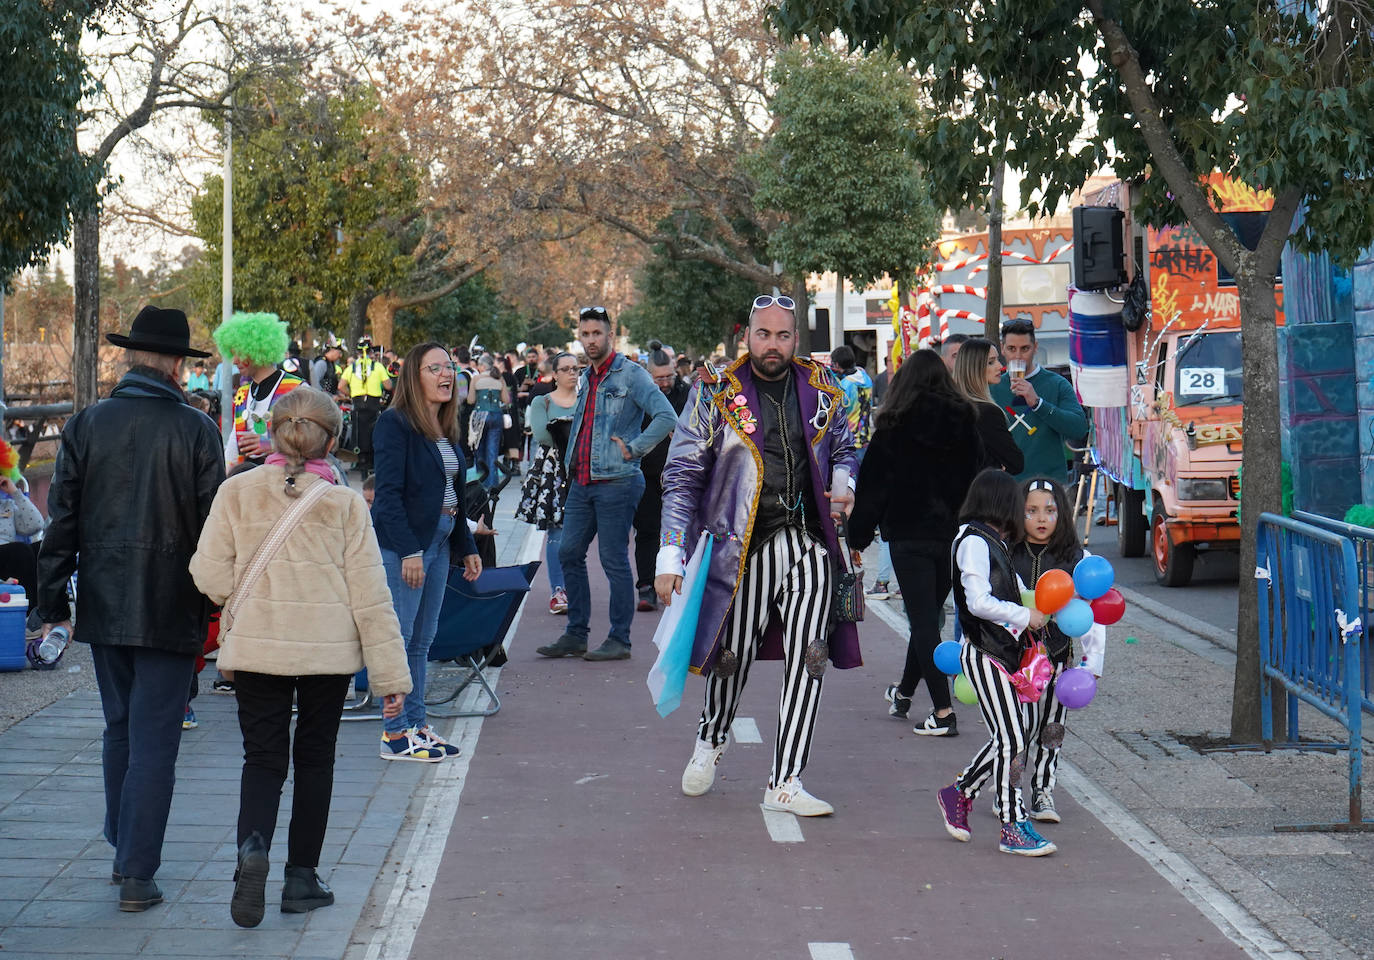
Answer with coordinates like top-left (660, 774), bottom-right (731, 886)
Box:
top-left (190, 386), bottom-right (410, 929)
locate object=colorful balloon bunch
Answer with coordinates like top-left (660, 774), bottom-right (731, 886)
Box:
top-left (0, 440), bottom-right (21, 484)
top-left (1026, 555), bottom-right (1126, 710)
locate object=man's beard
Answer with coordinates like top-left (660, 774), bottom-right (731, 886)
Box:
top-left (750, 351), bottom-right (790, 378)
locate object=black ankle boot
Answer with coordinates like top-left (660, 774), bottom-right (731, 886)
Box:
top-left (230, 832), bottom-right (270, 928)
top-left (281, 864), bottom-right (334, 914)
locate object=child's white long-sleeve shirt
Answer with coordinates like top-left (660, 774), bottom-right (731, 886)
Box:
top-left (955, 527), bottom-right (1030, 640)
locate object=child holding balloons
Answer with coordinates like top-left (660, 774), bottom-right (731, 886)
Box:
top-left (935, 469), bottom-right (1057, 857)
top-left (1010, 477), bottom-right (1109, 824)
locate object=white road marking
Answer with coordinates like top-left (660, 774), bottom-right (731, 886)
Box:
top-left (1059, 761), bottom-right (1308, 960)
top-left (574, 773), bottom-right (607, 785)
top-left (732, 717), bottom-right (762, 743)
top-left (364, 521), bottom-right (542, 960)
top-left (865, 593), bottom-right (909, 638)
top-left (808, 943), bottom-right (855, 960)
top-left (761, 805), bottom-right (805, 843)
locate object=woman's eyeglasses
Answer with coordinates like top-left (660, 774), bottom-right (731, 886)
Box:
top-left (752, 295), bottom-right (796, 310)
top-left (423, 362), bottom-right (459, 376)
top-left (555, 365), bottom-right (579, 374)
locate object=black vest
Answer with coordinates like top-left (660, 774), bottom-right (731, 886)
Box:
top-left (951, 522), bottom-right (1026, 673)
top-left (1010, 542), bottom-right (1084, 664)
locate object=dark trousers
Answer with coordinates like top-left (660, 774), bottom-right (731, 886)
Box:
top-left (890, 539), bottom-right (953, 712)
top-left (0, 540), bottom-right (39, 601)
top-left (234, 671), bottom-right (350, 869)
top-left (353, 396), bottom-right (381, 468)
top-left (632, 484), bottom-right (663, 589)
top-left (91, 645), bottom-right (197, 880)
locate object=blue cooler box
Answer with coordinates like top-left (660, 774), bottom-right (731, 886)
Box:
top-left (0, 585), bottom-right (29, 671)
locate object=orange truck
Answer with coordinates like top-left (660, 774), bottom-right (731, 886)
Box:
top-left (1088, 176), bottom-right (1283, 585)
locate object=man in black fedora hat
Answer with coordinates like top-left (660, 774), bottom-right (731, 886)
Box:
top-left (36, 305), bottom-right (225, 913)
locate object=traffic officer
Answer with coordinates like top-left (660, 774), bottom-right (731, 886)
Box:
top-left (341, 336), bottom-right (392, 475)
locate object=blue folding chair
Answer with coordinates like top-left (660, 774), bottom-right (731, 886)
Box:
top-left (424, 561), bottom-right (539, 718)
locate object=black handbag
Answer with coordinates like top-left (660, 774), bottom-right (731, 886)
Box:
top-left (833, 542), bottom-right (865, 624)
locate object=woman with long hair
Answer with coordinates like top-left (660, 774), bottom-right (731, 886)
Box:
top-left (515, 351), bottom-right (580, 613)
top-left (466, 353), bottom-right (511, 488)
top-left (848, 349), bottom-right (983, 736)
top-left (372, 342), bottom-right (484, 762)
top-left (189, 386), bottom-right (413, 926)
top-left (952, 338), bottom-right (1024, 474)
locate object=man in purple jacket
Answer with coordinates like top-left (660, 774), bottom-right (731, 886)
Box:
top-left (655, 296), bottom-right (860, 816)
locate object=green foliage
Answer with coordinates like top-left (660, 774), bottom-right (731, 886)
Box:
top-left (189, 78), bottom-right (418, 333)
top-left (769, 1), bottom-right (1374, 264)
top-left (0, 0), bottom-right (105, 279)
top-left (749, 46), bottom-right (941, 287)
top-left (622, 216), bottom-right (762, 357)
top-left (1343, 504), bottom-right (1374, 530)
top-left (393, 274), bottom-right (536, 356)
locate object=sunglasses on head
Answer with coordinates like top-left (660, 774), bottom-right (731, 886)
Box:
top-left (579, 306), bottom-right (609, 321)
top-left (752, 295), bottom-right (796, 310)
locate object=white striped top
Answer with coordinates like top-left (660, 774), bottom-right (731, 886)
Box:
top-left (437, 439), bottom-right (461, 510)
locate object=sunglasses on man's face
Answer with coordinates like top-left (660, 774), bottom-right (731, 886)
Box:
top-left (752, 295), bottom-right (796, 311)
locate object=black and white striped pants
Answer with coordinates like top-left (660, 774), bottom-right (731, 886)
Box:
top-left (697, 527), bottom-right (834, 788)
top-left (1026, 662), bottom-right (1069, 796)
top-left (955, 642), bottom-right (1032, 823)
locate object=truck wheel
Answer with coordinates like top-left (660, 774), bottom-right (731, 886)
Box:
top-left (1151, 499), bottom-right (1195, 587)
top-left (1117, 482), bottom-right (1147, 557)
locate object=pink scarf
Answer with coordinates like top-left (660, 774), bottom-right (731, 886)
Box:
top-left (265, 453), bottom-right (337, 484)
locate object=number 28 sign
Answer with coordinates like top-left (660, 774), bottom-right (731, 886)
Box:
top-left (1179, 367), bottom-right (1226, 395)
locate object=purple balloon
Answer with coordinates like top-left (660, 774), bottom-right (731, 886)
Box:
top-left (1055, 667), bottom-right (1097, 709)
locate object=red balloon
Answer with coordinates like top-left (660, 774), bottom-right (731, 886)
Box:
top-left (1034, 569), bottom-right (1075, 615)
top-left (1090, 587), bottom-right (1126, 626)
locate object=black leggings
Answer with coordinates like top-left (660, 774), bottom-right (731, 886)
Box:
top-left (234, 671), bottom-right (350, 868)
top-left (890, 539), bottom-right (953, 712)
top-left (0, 540), bottom-right (39, 603)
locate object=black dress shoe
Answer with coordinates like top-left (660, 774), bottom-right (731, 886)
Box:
top-left (281, 864), bottom-right (335, 914)
top-left (118, 877), bottom-right (163, 912)
top-left (535, 633), bottom-right (587, 658)
top-left (230, 832), bottom-right (270, 928)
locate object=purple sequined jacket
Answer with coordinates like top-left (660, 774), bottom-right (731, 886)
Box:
top-left (659, 355), bottom-right (862, 676)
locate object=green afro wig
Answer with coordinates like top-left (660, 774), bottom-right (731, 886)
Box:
top-left (213, 311), bottom-right (290, 366)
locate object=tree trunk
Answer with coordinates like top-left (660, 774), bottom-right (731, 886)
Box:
top-left (985, 154), bottom-right (1006, 343)
top-left (347, 291), bottom-right (372, 349)
top-left (792, 275), bottom-right (810, 356)
top-left (1230, 270), bottom-right (1285, 743)
top-left (72, 209), bottom-right (101, 410)
top-left (833, 276), bottom-right (845, 354)
top-left (365, 292), bottom-right (394, 351)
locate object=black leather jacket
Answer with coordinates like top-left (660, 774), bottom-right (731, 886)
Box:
top-left (952, 522), bottom-right (1026, 673)
top-left (36, 369), bottom-right (226, 656)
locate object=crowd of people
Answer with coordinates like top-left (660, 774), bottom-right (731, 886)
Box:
top-left (22, 292), bottom-right (1106, 930)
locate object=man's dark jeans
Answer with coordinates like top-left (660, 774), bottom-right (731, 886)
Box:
top-left (91, 645), bottom-right (197, 881)
top-left (559, 473), bottom-right (645, 645)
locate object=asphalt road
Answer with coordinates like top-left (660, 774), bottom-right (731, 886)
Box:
top-left (1079, 519), bottom-right (1240, 636)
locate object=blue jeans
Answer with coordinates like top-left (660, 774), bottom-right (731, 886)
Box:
top-left (545, 525), bottom-right (564, 591)
top-left (91, 645), bottom-right (197, 880)
top-left (381, 513), bottom-right (455, 732)
top-left (876, 539), bottom-right (893, 584)
top-left (478, 419), bottom-right (503, 488)
top-left (559, 474), bottom-right (644, 645)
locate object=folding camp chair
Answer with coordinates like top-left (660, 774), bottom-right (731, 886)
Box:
top-left (424, 560), bottom-right (540, 718)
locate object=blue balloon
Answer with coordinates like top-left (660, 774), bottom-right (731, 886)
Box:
top-left (1055, 598), bottom-right (1095, 638)
top-left (1073, 554), bottom-right (1115, 601)
top-left (933, 640), bottom-right (963, 676)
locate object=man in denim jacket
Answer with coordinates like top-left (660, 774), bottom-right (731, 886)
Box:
top-left (536, 307), bottom-right (676, 661)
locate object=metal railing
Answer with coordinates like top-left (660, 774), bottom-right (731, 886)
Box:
top-left (1255, 512), bottom-right (1373, 831)
top-left (1294, 510), bottom-right (1374, 714)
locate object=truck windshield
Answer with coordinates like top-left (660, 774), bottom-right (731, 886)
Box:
top-left (1174, 330), bottom-right (1243, 407)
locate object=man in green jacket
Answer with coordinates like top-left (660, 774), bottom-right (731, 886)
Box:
top-left (989, 319), bottom-right (1088, 485)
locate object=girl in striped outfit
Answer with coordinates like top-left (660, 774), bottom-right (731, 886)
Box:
top-left (935, 469), bottom-right (1055, 856)
top-left (1010, 477), bottom-right (1106, 824)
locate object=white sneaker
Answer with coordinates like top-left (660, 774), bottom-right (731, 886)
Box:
top-left (762, 777), bottom-right (834, 816)
top-left (681, 735), bottom-right (730, 796)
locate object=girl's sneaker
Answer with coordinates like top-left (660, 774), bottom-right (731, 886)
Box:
top-left (999, 820), bottom-right (1057, 856)
top-left (914, 711), bottom-right (957, 736)
top-left (380, 729), bottom-right (445, 762)
top-left (936, 783), bottom-right (972, 841)
top-left (1030, 792), bottom-right (1060, 823)
top-left (416, 724), bottom-right (461, 758)
top-left (884, 684), bottom-right (911, 719)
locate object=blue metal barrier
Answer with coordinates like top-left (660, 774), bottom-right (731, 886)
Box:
top-left (1293, 510), bottom-right (1374, 714)
top-left (1255, 513), bottom-right (1373, 831)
